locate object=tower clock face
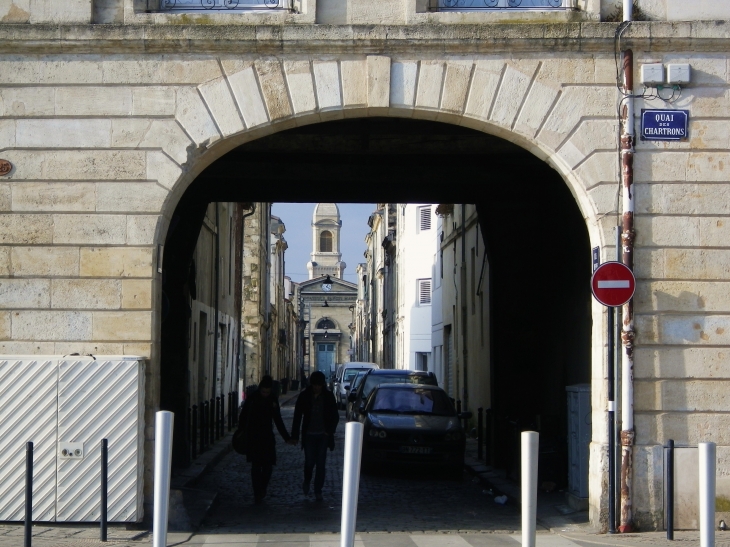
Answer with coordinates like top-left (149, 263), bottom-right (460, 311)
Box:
top-left (322, 283), bottom-right (332, 292)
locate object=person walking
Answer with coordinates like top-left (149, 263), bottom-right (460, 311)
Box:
top-left (237, 375), bottom-right (295, 504)
top-left (291, 370), bottom-right (340, 501)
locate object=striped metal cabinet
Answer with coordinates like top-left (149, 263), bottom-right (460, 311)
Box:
top-left (56, 356), bottom-right (145, 522)
top-left (0, 357), bottom-right (58, 521)
top-left (0, 356), bottom-right (144, 523)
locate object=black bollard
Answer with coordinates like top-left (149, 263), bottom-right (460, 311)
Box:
top-left (667, 439), bottom-right (674, 540)
top-left (191, 405), bottom-right (198, 459)
top-left (214, 397), bottom-right (220, 439)
top-left (25, 441), bottom-right (33, 547)
top-left (202, 401), bottom-right (208, 452)
top-left (485, 408), bottom-right (492, 465)
top-left (100, 439), bottom-right (108, 542)
top-left (210, 397), bottom-right (216, 442)
top-left (477, 408), bottom-right (483, 460)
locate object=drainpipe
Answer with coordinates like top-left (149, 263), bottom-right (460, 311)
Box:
top-left (239, 204), bottom-right (256, 400)
top-left (461, 204), bottom-right (469, 412)
top-left (212, 203), bottom-right (220, 400)
top-left (619, 4), bottom-right (636, 530)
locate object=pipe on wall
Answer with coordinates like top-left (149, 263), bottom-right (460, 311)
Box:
top-left (619, 46), bottom-right (636, 534)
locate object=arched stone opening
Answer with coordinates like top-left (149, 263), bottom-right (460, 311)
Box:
top-left (158, 115), bottom-right (593, 510)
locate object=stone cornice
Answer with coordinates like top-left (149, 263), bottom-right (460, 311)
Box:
top-left (0, 21), bottom-right (727, 55)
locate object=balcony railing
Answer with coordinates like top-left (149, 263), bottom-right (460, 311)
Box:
top-left (160, 0), bottom-right (292, 11)
top-left (429, 0), bottom-right (575, 11)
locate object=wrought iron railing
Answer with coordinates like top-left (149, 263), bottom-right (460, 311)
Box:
top-left (429, 0), bottom-right (575, 11)
top-left (160, 0), bottom-right (292, 11)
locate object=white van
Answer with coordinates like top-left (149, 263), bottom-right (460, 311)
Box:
top-left (333, 362), bottom-right (379, 409)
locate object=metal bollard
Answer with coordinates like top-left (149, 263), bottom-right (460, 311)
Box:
top-left (521, 431), bottom-right (539, 547)
top-left (202, 401), bottom-right (208, 452)
top-left (215, 396), bottom-right (220, 440)
top-left (25, 441), bottom-right (33, 547)
top-left (341, 422), bottom-right (364, 547)
top-left (485, 408), bottom-right (492, 465)
top-left (153, 411), bottom-right (174, 547)
top-left (477, 408), bottom-right (483, 460)
top-left (100, 439), bottom-right (108, 542)
top-left (666, 439), bottom-right (674, 540)
top-left (209, 398), bottom-right (215, 444)
top-left (191, 405), bottom-right (198, 459)
top-left (700, 442), bottom-right (716, 547)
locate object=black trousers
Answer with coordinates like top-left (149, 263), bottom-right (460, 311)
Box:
top-left (251, 462), bottom-right (273, 500)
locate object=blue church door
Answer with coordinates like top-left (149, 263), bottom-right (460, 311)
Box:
top-left (316, 343), bottom-right (335, 375)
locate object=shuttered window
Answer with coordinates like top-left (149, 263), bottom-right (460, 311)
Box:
top-left (417, 278), bottom-right (432, 306)
top-left (418, 206), bottom-right (432, 231)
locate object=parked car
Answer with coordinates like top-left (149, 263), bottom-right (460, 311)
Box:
top-left (355, 383), bottom-right (470, 477)
top-left (346, 369), bottom-right (438, 421)
top-left (344, 370), bottom-right (369, 420)
top-left (334, 362), bottom-right (379, 409)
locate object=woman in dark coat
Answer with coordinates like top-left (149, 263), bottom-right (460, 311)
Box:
top-left (238, 375), bottom-right (294, 503)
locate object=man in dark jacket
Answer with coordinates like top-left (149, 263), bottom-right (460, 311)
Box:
top-left (238, 375), bottom-right (295, 503)
top-left (291, 370), bottom-right (339, 501)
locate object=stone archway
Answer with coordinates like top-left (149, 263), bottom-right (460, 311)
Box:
top-left (0, 52), bottom-right (617, 522)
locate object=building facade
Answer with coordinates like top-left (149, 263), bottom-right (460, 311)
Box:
top-left (2, 0), bottom-right (730, 529)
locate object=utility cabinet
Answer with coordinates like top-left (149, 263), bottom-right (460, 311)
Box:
top-left (0, 356), bottom-right (145, 522)
top-left (566, 384), bottom-right (591, 501)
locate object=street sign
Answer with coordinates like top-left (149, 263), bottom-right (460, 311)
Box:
top-left (591, 261), bottom-right (635, 307)
top-left (641, 109), bottom-right (689, 141)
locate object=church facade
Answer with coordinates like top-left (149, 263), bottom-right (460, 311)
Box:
top-left (299, 204), bottom-right (357, 379)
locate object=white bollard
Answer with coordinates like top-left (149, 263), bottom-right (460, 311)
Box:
top-left (521, 431), bottom-right (539, 547)
top-left (699, 442), bottom-right (716, 547)
top-left (341, 422), bottom-right (364, 547)
top-left (153, 411), bottom-right (174, 547)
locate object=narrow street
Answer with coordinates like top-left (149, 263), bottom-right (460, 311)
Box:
top-left (194, 403), bottom-right (522, 535)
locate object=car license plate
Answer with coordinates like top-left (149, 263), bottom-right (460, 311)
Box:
top-left (400, 446), bottom-right (432, 455)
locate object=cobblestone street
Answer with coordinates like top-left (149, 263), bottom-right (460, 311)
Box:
top-left (194, 404), bottom-right (522, 535)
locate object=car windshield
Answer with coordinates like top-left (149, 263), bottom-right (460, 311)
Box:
top-left (362, 374), bottom-right (436, 399)
top-left (371, 388), bottom-right (455, 416)
top-left (351, 372), bottom-right (367, 390)
top-left (344, 368), bottom-right (368, 383)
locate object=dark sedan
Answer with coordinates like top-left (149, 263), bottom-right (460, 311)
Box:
top-left (346, 369), bottom-right (438, 421)
top-left (355, 383), bottom-right (469, 477)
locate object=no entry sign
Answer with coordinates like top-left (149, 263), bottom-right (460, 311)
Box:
top-left (591, 261), bottom-right (635, 307)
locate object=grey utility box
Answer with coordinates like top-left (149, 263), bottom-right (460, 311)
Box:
top-left (566, 384), bottom-right (591, 505)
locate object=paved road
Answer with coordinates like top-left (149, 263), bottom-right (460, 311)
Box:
top-left (193, 405), bottom-right (522, 535)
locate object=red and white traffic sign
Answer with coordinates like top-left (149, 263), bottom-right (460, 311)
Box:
top-left (591, 261), bottom-right (635, 307)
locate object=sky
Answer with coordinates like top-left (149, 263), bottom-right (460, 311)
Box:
top-left (271, 203), bottom-right (377, 284)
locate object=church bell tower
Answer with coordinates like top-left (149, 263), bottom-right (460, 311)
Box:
top-left (307, 203), bottom-right (346, 279)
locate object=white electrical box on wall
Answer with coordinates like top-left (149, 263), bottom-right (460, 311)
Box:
top-left (640, 63), bottom-right (665, 86)
top-left (0, 356), bottom-right (145, 523)
top-left (667, 63), bottom-right (691, 84)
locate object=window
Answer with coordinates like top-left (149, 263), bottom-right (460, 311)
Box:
top-left (417, 279), bottom-right (432, 306)
top-left (418, 206), bottom-right (432, 232)
top-left (434, 0), bottom-right (573, 11)
top-left (161, 0), bottom-right (292, 11)
top-left (317, 318), bottom-right (336, 330)
top-left (320, 230), bottom-right (333, 252)
top-left (416, 352), bottom-right (430, 372)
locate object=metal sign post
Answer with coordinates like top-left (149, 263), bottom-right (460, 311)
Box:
top-left (591, 259), bottom-right (635, 533)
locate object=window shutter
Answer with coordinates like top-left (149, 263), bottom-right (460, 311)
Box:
top-left (419, 206), bottom-right (432, 231)
top-left (418, 279), bottom-right (432, 305)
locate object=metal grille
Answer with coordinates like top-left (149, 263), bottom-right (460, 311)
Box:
top-left (160, 0), bottom-right (292, 10)
top-left (56, 358), bottom-right (143, 522)
top-left (419, 206), bottom-right (432, 232)
top-left (0, 358), bottom-right (58, 521)
top-left (417, 279), bottom-right (432, 306)
top-left (430, 0), bottom-right (574, 10)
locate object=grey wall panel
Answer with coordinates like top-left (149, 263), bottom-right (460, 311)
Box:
top-left (0, 358), bottom-right (58, 521)
top-left (56, 357), bottom-right (143, 522)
